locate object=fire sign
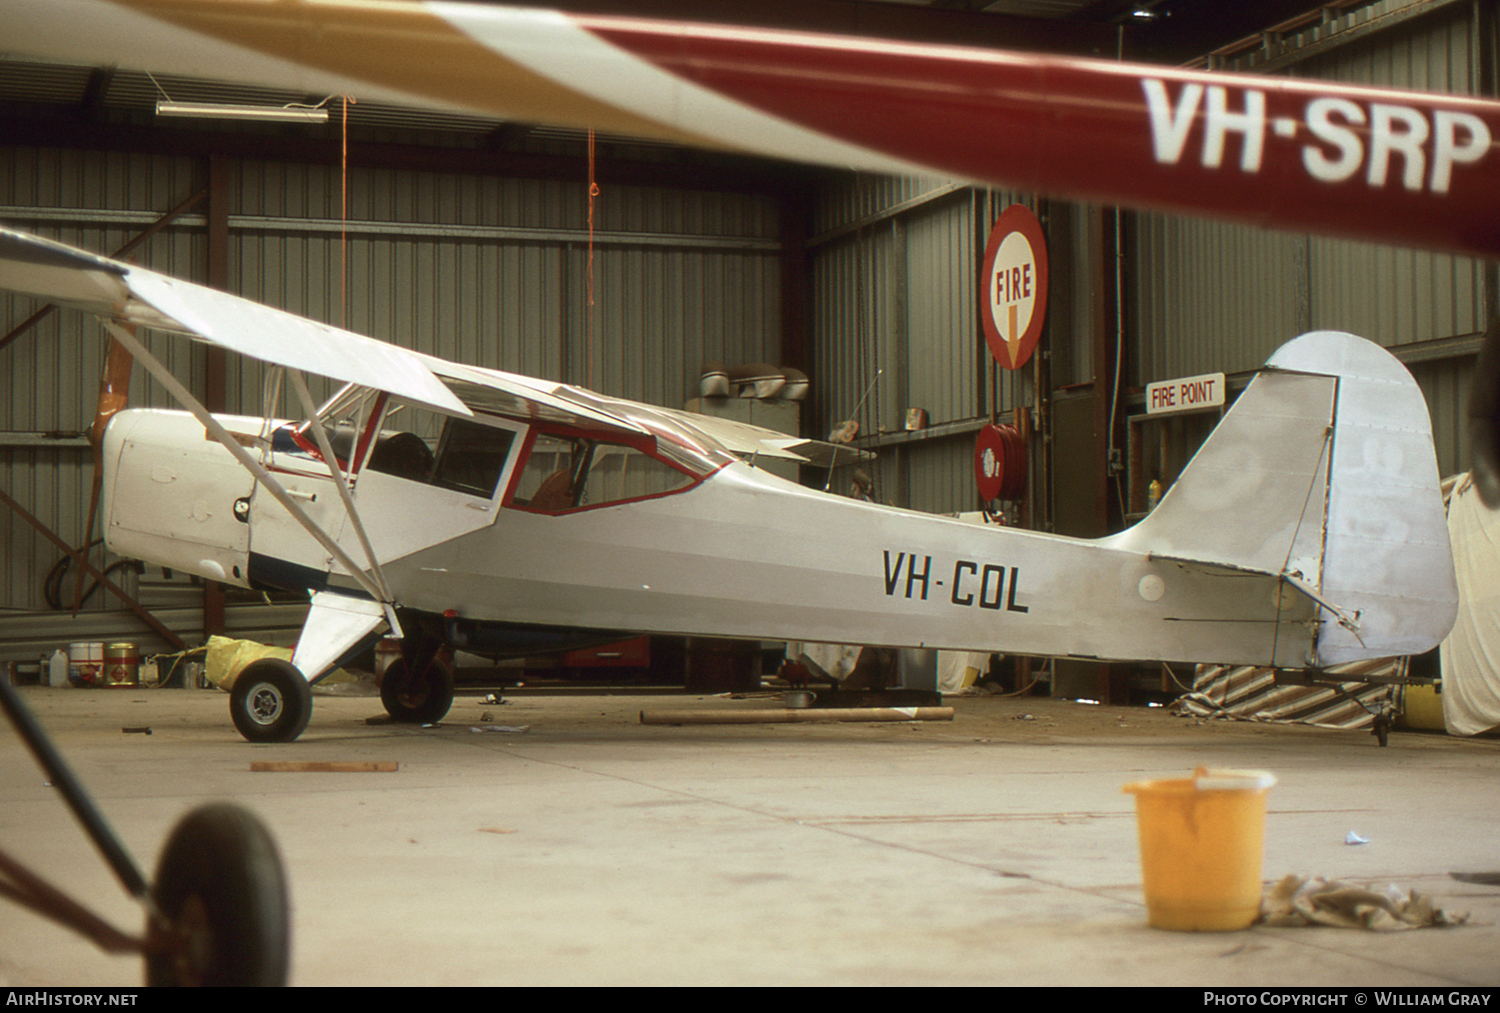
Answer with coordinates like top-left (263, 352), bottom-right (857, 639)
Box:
top-left (980, 204), bottom-right (1048, 371)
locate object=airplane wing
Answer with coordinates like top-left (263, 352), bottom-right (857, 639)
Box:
top-left (651, 406), bottom-right (872, 469)
top-left (4, 2), bottom-right (1499, 258)
top-left (423, 358), bottom-right (868, 467)
top-left (0, 225), bottom-right (864, 467)
top-left (419, 358), bottom-right (649, 437)
top-left (0, 226), bottom-right (469, 416)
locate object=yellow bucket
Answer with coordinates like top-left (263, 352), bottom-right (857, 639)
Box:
top-left (1122, 767), bottom-right (1276, 931)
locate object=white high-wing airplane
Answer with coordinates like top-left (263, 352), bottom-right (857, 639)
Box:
top-left (0, 225), bottom-right (1458, 741)
top-left (0, 1), bottom-right (1479, 741)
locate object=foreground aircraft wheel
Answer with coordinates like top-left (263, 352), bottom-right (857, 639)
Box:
top-left (230, 659), bottom-right (313, 743)
top-left (146, 803), bottom-right (290, 986)
top-left (380, 655), bottom-right (455, 724)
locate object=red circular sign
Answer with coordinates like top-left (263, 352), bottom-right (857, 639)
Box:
top-left (980, 205), bottom-right (1048, 371)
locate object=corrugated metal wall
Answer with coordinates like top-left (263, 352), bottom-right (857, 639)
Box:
top-left (1129, 1), bottom-right (1491, 480)
top-left (1045, 201), bottom-right (1098, 391)
top-left (808, 175), bottom-right (1031, 514)
top-left (1, 149), bottom-right (210, 619)
top-left (1130, 216), bottom-right (1309, 380)
top-left (233, 163), bottom-right (781, 407)
top-left (1411, 354), bottom-right (1478, 477)
top-left (1, 146), bottom-right (780, 617)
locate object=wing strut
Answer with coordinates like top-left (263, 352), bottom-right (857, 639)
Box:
top-left (284, 368), bottom-right (392, 605)
top-left (101, 321), bottom-right (390, 610)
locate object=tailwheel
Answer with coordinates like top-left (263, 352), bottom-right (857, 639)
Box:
top-left (146, 803), bottom-right (290, 986)
top-left (230, 659), bottom-right (313, 743)
top-left (380, 653), bottom-right (455, 724)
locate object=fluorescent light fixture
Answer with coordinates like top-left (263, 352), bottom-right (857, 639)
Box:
top-left (155, 100), bottom-right (329, 123)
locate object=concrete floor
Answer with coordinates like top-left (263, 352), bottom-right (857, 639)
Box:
top-left (1, 682), bottom-right (1498, 987)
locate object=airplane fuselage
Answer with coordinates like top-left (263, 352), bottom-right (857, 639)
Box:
top-left (383, 461), bottom-right (1319, 669)
top-left (102, 406), bottom-right (1320, 672)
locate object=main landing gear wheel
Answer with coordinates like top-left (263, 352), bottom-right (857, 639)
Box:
top-left (380, 655), bottom-right (455, 724)
top-left (230, 659), bottom-right (313, 743)
top-left (146, 803), bottom-right (290, 986)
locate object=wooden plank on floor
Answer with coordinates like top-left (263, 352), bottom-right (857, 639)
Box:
top-left (250, 760), bottom-right (398, 772)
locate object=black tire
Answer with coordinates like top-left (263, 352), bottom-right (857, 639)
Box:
top-left (380, 655), bottom-right (455, 724)
top-left (230, 659), bottom-right (313, 743)
top-left (146, 803), bottom-right (290, 986)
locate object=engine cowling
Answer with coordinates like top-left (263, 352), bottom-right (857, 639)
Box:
top-left (101, 408), bottom-right (257, 587)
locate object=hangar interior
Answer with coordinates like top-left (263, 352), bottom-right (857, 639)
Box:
top-left (2, 0), bottom-right (1500, 989)
top-left (1, 0), bottom-right (1489, 700)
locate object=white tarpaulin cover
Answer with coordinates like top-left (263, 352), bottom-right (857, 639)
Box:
top-left (1440, 476), bottom-right (1500, 736)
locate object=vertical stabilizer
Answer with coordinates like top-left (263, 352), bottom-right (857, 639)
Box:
top-left (1111, 331), bottom-right (1456, 666)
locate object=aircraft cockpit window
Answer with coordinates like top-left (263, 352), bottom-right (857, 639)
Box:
top-left (269, 397), bottom-right (520, 501)
top-left (430, 418), bottom-right (517, 497)
top-left (511, 432), bottom-right (697, 513)
top-left (580, 445), bottom-right (694, 506)
top-left (512, 434), bottom-right (584, 511)
top-left (366, 431), bottom-right (436, 482)
top-left (354, 403), bottom-right (520, 500)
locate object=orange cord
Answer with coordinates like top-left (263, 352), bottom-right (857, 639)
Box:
top-left (587, 129), bottom-right (599, 389)
top-left (341, 96), bottom-right (355, 330)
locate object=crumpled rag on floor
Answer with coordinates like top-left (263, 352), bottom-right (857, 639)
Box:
top-left (1262, 875), bottom-right (1468, 930)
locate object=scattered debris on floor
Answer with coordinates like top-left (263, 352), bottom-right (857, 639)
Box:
top-left (639, 706), bottom-right (954, 725)
top-left (1261, 875), bottom-right (1468, 929)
